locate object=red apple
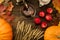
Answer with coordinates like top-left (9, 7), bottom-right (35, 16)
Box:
top-left (34, 18), bottom-right (41, 24)
top-left (47, 8), bottom-right (53, 14)
top-left (39, 11), bottom-right (45, 17)
top-left (41, 22), bottom-right (47, 28)
top-left (45, 14), bottom-right (52, 21)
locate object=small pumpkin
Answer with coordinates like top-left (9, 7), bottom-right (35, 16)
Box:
top-left (0, 18), bottom-right (13, 40)
top-left (44, 26), bottom-right (60, 40)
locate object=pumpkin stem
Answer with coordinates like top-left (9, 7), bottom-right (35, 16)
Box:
top-left (58, 22), bottom-right (60, 26)
top-left (57, 36), bottom-right (60, 39)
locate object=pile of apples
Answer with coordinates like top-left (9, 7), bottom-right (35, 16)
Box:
top-left (34, 8), bottom-right (53, 28)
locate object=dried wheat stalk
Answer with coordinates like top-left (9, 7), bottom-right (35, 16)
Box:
top-left (14, 21), bottom-right (44, 40)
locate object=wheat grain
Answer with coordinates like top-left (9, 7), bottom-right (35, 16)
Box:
top-left (14, 21), bottom-right (44, 40)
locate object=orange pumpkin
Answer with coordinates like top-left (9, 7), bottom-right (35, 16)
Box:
top-left (0, 18), bottom-right (13, 40)
top-left (44, 26), bottom-right (60, 40)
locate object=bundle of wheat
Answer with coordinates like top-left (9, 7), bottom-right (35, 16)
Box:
top-left (14, 21), bottom-right (44, 40)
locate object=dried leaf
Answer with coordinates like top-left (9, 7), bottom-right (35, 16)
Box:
top-left (6, 2), bottom-right (14, 11)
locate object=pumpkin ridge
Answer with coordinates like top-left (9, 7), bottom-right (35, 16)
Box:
top-left (0, 18), bottom-right (13, 40)
top-left (0, 22), bottom-right (12, 33)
